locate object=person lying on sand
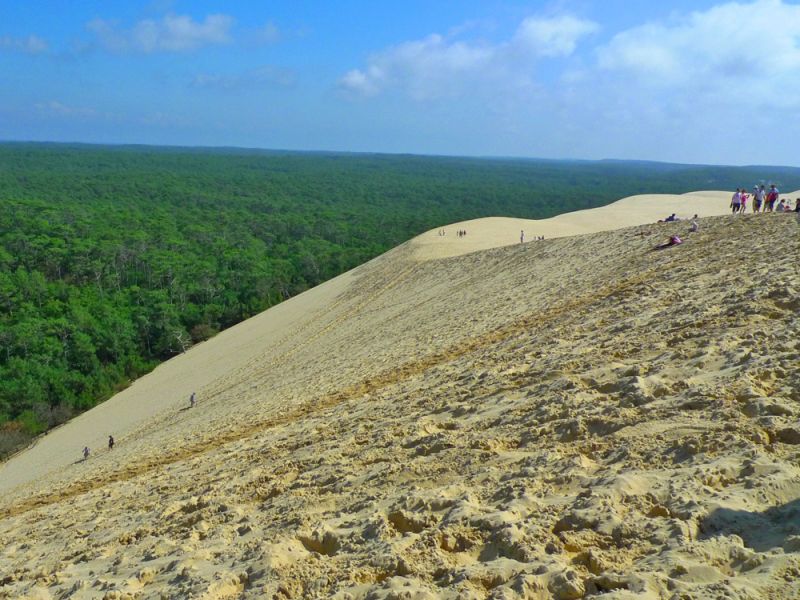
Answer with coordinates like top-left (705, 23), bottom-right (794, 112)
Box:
top-left (653, 234), bottom-right (683, 250)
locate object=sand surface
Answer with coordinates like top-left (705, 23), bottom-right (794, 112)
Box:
top-left (1, 192), bottom-right (799, 599)
top-left (411, 191), bottom-right (734, 260)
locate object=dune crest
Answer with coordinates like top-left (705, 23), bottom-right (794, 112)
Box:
top-left (1, 195), bottom-right (799, 599)
top-left (410, 191), bottom-right (733, 260)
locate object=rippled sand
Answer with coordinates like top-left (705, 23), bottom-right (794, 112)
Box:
top-left (1, 192), bottom-right (799, 599)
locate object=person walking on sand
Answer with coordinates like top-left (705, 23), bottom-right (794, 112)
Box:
top-left (753, 185), bottom-right (764, 212)
top-left (766, 184), bottom-right (779, 212)
top-left (190, 392), bottom-right (196, 408)
top-left (108, 435), bottom-right (114, 450)
top-left (83, 446), bottom-right (90, 460)
top-left (730, 189), bottom-right (742, 214)
top-left (520, 230), bottom-right (525, 244)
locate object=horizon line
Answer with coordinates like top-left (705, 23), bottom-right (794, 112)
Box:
top-left (2, 139), bottom-right (799, 171)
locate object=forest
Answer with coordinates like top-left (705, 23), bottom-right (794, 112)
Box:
top-left (2, 142), bottom-right (800, 457)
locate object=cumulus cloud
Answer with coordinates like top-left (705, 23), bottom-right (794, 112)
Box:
top-left (86, 13), bottom-right (234, 53)
top-left (339, 14), bottom-right (598, 99)
top-left (548, 0), bottom-right (800, 162)
top-left (597, 0), bottom-right (800, 104)
top-left (0, 34), bottom-right (48, 54)
top-left (513, 15), bottom-right (599, 58)
top-left (191, 66), bottom-right (295, 90)
top-left (340, 34), bottom-right (494, 100)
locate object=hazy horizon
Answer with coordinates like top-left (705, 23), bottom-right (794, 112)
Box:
top-left (3, 0), bottom-right (800, 166)
top-left (5, 139), bottom-right (800, 171)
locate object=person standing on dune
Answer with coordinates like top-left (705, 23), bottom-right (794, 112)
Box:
top-left (730, 189), bottom-right (742, 214)
top-left (108, 435), bottom-right (114, 450)
top-left (766, 184), bottom-right (779, 212)
top-left (753, 185), bottom-right (764, 212)
top-left (190, 392), bottom-right (196, 408)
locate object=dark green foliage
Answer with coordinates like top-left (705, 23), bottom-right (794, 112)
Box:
top-left (2, 142), bottom-right (799, 457)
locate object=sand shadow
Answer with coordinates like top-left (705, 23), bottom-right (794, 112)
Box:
top-left (700, 498), bottom-right (800, 552)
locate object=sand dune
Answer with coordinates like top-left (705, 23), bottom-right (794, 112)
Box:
top-left (411, 191), bottom-right (732, 260)
top-left (1, 193), bottom-right (799, 599)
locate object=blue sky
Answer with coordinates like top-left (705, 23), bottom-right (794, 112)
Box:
top-left (1, 0), bottom-right (799, 165)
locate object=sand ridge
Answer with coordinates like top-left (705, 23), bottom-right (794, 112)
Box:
top-left (1, 195), bottom-right (799, 599)
top-left (409, 191), bottom-right (734, 260)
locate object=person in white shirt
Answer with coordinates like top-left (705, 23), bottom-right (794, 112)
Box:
top-left (753, 185), bottom-right (765, 212)
top-left (730, 189), bottom-right (742, 214)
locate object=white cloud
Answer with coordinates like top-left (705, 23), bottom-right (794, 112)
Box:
top-left (339, 14), bottom-right (597, 100)
top-left (339, 69), bottom-right (381, 97)
top-left (550, 0), bottom-right (800, 162)
top-left (597, 0), bottom-right (800, 101)
top-left (86, 13), bottom-right (234, 53)
top-left (513, 15), bottom-right (599, 58)
top-left (191, 66), bottom-right (295, 90)
top-left (0, 34), bottom-right (48, 54)
top-left (333, 2), bottom-right (800, 164)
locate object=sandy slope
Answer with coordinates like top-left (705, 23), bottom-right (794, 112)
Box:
top-left (410, 191), bottom-right (733, 260)
top-left (0, 190), bottom-right (733, 495)
top-left (1, 193), bottom-right (799, 599)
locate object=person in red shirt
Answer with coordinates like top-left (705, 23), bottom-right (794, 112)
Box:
top-left (766, 185), bottom-right (779, 212)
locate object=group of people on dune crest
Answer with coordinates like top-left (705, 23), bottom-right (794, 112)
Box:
top-left (731, 184), bottom-right (800, 214)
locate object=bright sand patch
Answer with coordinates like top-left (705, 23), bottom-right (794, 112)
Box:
top-left (0, 193), bottom-right (799, 599)
top-left (411, 190), bottom-right (734, 260)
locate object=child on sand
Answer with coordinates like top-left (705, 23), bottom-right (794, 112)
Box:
top-left (83, 446), bottom-right (90, 460)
